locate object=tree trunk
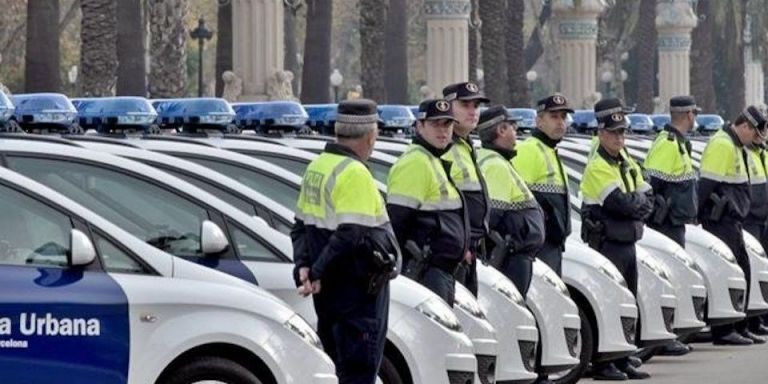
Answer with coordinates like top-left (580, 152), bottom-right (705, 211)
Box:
top-left (479, 0), bottom-right (509, 104)
top-left (360, 0), bottom-right (388, 102)
top-left (629, 0), bottom-right (655, 113)
top-left (523, 0), bottom-right (552, 70)
top-left (385, 0), bottom-right (408, 103)
top-left (148, 0), bottom-right (188, 98)
top-left (80, 0), bottom-right (118, 97)
top-left (116, 0), bottom-right (146, 96)
top-left (468, 0), bottom-right (480, 83)
top-left (718, 1), bottom-right (746, 119)
top-left (690, 0), bottom-right (716, 113)
top-left (284, 2), bottom-right (301, 96)
top-left (301, 0), bottom-right (333, 103)
top-left (506, 0), bottom-right (527, 106)
top-left (25, 0), bottom-right (61, 93)
top-left (215, 0), bottom-right (232, 97)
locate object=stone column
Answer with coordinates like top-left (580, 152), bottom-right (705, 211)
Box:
top-left (656, 0), bottom-right (697, 110)
top-left (424, 0), bottom-right (471, 96)
top-left (232, 0), bottom-right (284, 101)
top-left (552, 0), bottom-right (605, 109)
top-left (744, 17), bottom-right (765, 107)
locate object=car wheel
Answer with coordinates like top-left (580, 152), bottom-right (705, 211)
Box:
top-left (159, 356), bottom-right (264, 384)
top-left (552, 306), bottom-right (593, 384)
top-left (378, 355), bottom-right (404, 384)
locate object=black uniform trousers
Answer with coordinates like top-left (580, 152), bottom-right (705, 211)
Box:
top-left (649, 222), bottom-right (686, 248)
top-left (704, 220), bottom-right (752, 337)
top-left (537, 240), bottom-right (563, 277)
top-left (501, 255), bottom-right (534, 297)
top-left (744, 222), bottom-right (768, 328)
top-left (455, 240), bottom-right (481, 297)
top-left (315, 286), bottom-right (390, 384)
top-left (421, 266), bottom-right (457, 307)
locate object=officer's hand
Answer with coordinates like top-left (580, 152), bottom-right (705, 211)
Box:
top-left (311, 280), bottom-right (322, 294)
top-left (298, 267), bottom-right (313, 297)
top-left (464, 250), bottom-right (474, 263)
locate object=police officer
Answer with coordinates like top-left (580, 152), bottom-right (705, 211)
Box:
top-left (643, 96), bottom-right (699, 247)
top-left (744, 129), bottom-right (768, 336)
top-left (441, 82), bottom-right (490, 297)
top-left (476, 105), bottom-right (545, 298)
top-left (699, 106), bottom-right (768, 345)
top-left (512, 94), bottom-right (573, 276)
top-left (580, 97), bottom-right (654, 380)
top-left (387, 99), bottom-right (469, 306)
top-left (293, 99), bottom-right (400, 383)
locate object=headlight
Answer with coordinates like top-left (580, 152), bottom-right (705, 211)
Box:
top-left (639, 256), bottom-right (671, 282)
top-left (599, 263), bottom-right (628, 288)
top-left (117, 112), bottom-right (157, 125)
top-left (492, 277), bottom-right (525, 305)
top-left (284, 314), bottom-right (323, 350)
top-left (417, 297), bottom-right (463, 332)
top-left (454, 286), bottom-right (487, 319)
top-left (542, 270), bottom-right (569, 296)
top-left (275, 115), bottom-right (308, 126)
top-left (37, 110), bottom-right (76, 123)
top-left (198, 113), bottom-right (235, 124)
top-left (672, 249), bottom-right (696, 269)
top-left (745, 241), bottom-right (767, 259)
top-left (708, 244), bottom-right (737, 264)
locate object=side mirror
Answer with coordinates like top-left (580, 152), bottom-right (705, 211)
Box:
top-left (70, 229), bottom-right (96, 266)
top-left (201, 220), bottom-right (229, 254)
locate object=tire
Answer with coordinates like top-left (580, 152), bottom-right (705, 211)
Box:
top-left (553, 307), bottom-right (593, 384)
top-left (159, 356), bottom-right (263, 384)
top-left (378, 355), bottom-right (404, 384)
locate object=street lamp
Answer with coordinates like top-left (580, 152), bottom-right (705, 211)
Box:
top-left (330, 69), bottom-right (343, 103)
top-left (526, 70), bottom-right (538, 103)
top-left (600, 70), bottom-right (614, 98)
top-left (190, 17), bottom-right (213, 97)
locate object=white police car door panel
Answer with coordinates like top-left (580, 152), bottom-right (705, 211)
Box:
top-left (2, 155), bottom-right (259, 285)
top-left (0, 184), bottom-right (130, 383)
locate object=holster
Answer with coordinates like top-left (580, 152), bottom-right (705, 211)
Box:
top-left (651, 195), bottom-right (671, 225)
top-left (709, 193), bottom-right (730, 222)
top-left (403, 240), bottom-right (431, 281)
top-left (362, 230), bottom-right (399, 295)
top-left (581, 218), bottom-right (605, 250)
top-left (487, 231), bottom-right (514, 270)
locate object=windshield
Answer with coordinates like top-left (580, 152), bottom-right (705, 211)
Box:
top-left (13, 95), bottom-right (74, 112)
top-left (79, 98), bottom-right (154, 114)
top-left (629, 115), bottom-right (653, 125)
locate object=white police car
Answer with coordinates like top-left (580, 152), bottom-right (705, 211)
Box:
top-left (0, 90), bottom-right (17, 131)
top-left (72, 96), bottom-right (158, 133)
top-left (231, 101), bottom-right (309, 133)
top-left (6, 135), bottom-right (481, 384)
top-left (0, 164), bottom-right (337, 384)
top-left (152, 98), bottom-right (237, 133)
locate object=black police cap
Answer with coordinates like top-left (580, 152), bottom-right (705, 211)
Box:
top-left (742, 105), bottom-right (768, 138)
top-left (336, 99), bottom-right (379, 125)
top-left (442, 82), bottom-right (490, 103)
top-left (536, 93), bottom-right (575, 114)
top-left (669, 96), bottom-right (701, 114)
top-left (417, 99), bottom-right (457, 122)
top-left (594, 97), bottom-right (631, 132)
top-left (477, 105), bottom-right (519, 132)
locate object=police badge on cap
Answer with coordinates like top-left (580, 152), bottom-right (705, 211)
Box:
top-left (417, 99), bottom-right (458, 121)
top-left (742, 105), bottom-right (768, 139)
top-left (537, 93), bottom-right (575, 114)
top-left (442, 82), bottom-right (490, 103)
top-left (594, 97), bottom-right (632, 131)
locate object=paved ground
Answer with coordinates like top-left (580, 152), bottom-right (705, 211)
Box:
top-left (580, 341), bottom-right (768, 383)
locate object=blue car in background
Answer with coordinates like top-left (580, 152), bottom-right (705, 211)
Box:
top-left (650, 114), bottom-right (670, 132)
top-left (73, 96), bottom-right (157, 133)
top-left (0, 90), bottom-right (17, 131)
top-left (304, 103), bottom-right (338, 135)
top-left (232, 101), bottom-right (308, 132)
top-left (696, 114), bottom-right (725, 135)
top-left (571, 109), bottom-right (598, 133)
top-left (378, 104), bottom-right (415, 137)
top-left (509, 108), bottom-right (537, 132)
top-left (11, 93), bottom-right (78, 131)
top-left (152, 98), bottom-right (236, 132)
top-left (627, 113), bottom-right (654, 134)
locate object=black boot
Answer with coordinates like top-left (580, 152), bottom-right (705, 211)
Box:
top-left (713, 331), bottom-right (754, 345)
top-left (752, 323), bottom-right (768, 336)
top-left (657, 340), bottom-right (691, 356)
top-left (739, 330), bottom-right (766, 344)
top-left (627, 355), bottom-right (642, 368)
top-left (621, 365), bottom-right (651, 380)
top-left (592, 362), bottom-right (628, 381)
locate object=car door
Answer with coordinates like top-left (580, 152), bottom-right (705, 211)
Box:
top-left (0, 182), bottom-right (130, 383)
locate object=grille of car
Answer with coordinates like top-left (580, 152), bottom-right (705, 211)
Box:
top-left (621, 316), bottom-right (637, 344)
top-left (662, 306), bottom-right (675, 332)
top-left (564, 327), bottom-right (580, 357)
top-left (730, 288), bottom-right (746, 312)
top-left (447, 370), bottom-right (475, 384)
top-left (518, 340), bottom-right (537, 372)
top-left (475, 354), bottom-right (497, 384)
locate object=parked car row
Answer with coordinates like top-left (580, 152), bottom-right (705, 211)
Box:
top-left (0, 91), bottom-right (763, 384)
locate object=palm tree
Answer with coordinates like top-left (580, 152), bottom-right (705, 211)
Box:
top-left (25, 0), bottom-right (61, 92)
top-left (301, 0), bottom-right (333, 103)
top-left (360, 0), bottom-right (388, 102)
top-left (711, 0), bottom-right (746, 118)
top-left (385, 0), bottom-right (408, 103)
top-left (116, 0), bottom-right (146, 96)
top-left (80, 0), bottom-right (118, 97)
top-left (215, 0), bottom-right (233, 97)
top-left (506, 0), bottom-right (527, 106)
top-left (690, 0), bottom-right (717, 113)
top-left (148, 0), bottom-right (188, 98)
top-left (468, 0), bottom-right (480, 83)
top-left (629, 0), bottom-right (655, 113)
top-left (283, 0), bottom-right (302, 97)
top-left (479, 0), bottom-right (509, 104)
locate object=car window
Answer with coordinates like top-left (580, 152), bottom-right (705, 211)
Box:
top-left (228, 221), bottom-right (283, 262)
top-left (6, 157), bottom-right (208, 259)
top-left (93, 232), bottom-right (147, 274)
top-left (0, 184), bottom-right (72, 268)
top-left (369, 160), bottom-right (391, 184)
top-left (176, 155), bottom-right (301, 209)
top-left (239, 151), bottom-right (310, 176)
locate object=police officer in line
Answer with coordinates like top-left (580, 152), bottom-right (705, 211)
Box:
top-left (512, 94), bottom-right (573, 277)
top-left (441, 82), bottom-right (491, 297)
top-left (744, 130), bottom-right (768, 336)
top-left (387, 99), bottom-right (469, 306)
top-left (580, 97), bottom-right (654, 381)
top-left (292, 99), bottom-right (400, 384)
top-left (698, 106), bottom-right (768, 346)
top-left (643, 96), bottom-right (699, 247)
top-left (476, 106), bottom-right (545, 298)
